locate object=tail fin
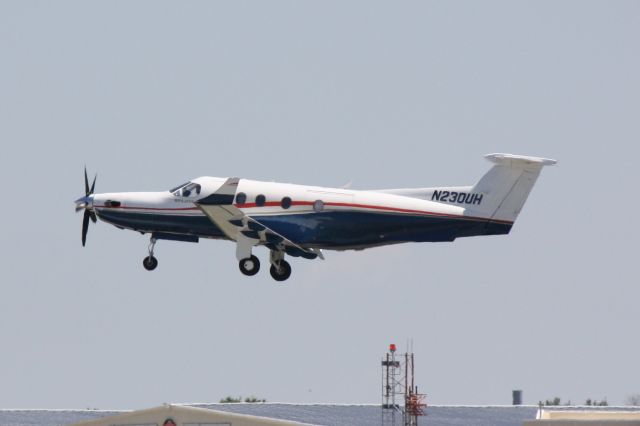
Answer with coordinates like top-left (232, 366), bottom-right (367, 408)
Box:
top-left (469, 153), bottom-right (556, 223)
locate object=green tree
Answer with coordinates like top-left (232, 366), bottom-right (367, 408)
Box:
top-left (544, 397), bottom-right (562, 406)
top-left (626, 394), bottom-right (640, 406)
top-left (585, 398), bottom-right (607, 406)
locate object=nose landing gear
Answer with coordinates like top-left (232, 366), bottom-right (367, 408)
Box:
top-left (143, 237), bottom-right (158, 271)
top-left (143, 256), bottom-right (158, 271)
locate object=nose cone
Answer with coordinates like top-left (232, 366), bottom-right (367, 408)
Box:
top-left (75, 195), bottom-right (94, 212)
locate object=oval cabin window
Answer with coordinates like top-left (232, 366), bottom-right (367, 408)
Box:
top-left (235, 192), bottom-right (247, 205)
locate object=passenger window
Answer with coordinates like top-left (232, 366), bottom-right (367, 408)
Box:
top-left (281, 197), bottom-right (292, 209)
top-left (255, 194), bottom-right (266, 207)
top-left (236, 192), bottom-right (247, 205)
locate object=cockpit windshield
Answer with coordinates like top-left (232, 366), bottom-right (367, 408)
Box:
top-left (169, 182), bottom-right (201, 197)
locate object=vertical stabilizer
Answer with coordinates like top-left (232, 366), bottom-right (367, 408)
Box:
top-left (469, 153), bottom-right (556, 223)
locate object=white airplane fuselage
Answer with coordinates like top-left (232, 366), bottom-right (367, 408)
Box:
top-left (92, 178), bottom-right (509, 250)
top-left (76, 153), bottom-right (555, 280)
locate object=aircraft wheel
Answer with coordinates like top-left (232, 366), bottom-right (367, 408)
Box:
top-left (270, 260), bottom-right (291, 282)
top-left (143, 255), bottom-right (158, 271)
top-left (239, 255), bottom-right (260, 276)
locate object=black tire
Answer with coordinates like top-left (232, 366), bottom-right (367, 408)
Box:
top-left (269, 260), bottom-right (292, 282)
top-left (143, 255), bottom-right (158, 271)
top-left (239, 255), bottom-right (260, 276)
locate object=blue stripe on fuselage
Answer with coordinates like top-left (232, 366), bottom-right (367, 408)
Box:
top-left (95, 209), bottom-right (511, 249)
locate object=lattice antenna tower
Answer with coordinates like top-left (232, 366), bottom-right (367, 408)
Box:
top-left (381, 343), bottom-right (427, 426)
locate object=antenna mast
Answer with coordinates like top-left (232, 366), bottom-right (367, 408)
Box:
top-left (381, 343), bottom-right (427, 426)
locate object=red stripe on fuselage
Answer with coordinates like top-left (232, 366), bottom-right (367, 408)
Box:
top-left (235, 201), bottom-right (514, 225)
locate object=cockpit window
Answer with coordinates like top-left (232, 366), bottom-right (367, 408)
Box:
top-left (170, 182), bottom-right (201, 197)
top-left (169, 182), bottom-right (190, 193)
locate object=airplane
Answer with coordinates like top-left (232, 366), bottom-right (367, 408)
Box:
top-left (75, 153), bottom-right (556, 281)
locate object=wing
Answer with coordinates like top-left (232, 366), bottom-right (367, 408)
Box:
top-left (196, 178), bottom-right (321, 260)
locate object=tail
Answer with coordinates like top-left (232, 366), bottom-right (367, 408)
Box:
top-left (378, 152), bottom-right (556, 227)
top-left (467, 153), bottom-right (556, 224)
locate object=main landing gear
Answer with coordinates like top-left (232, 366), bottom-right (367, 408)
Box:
top-left (268, 250), bottom-right (291, 282)
top-left (237, 250), bottom-right (292, 282)
top-left (270, 260), bottom-right (291, 281)
top-left (143, 237), bottom-right (158, 271)
top-left (239, 255), bottom-right (260, 276)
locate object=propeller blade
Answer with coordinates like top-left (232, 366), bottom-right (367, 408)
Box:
top-left (80, 167), bottom-right (97, 246)
top-left (84, 167), bottom-right (90, 196)
top-left (82, 209), bottom-right (90, 247)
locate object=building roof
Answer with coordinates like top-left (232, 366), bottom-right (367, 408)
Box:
top-left (540, 409), bottom-right (640, 420)
top-left (523, 407), bottom-right (640, 425)
top-left (67, 404), bottom-right (313, 426)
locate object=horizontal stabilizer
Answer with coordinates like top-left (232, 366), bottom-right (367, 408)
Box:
top-left (485, 153), bottom-right (557, 167)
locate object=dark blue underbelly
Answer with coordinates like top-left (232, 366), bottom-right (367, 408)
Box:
top-left (96, 209), bottom-right (511, 249)
top-left (254, 211), bottom-right (511, 248)
top-left (96, 210), bottom-right (225, 238)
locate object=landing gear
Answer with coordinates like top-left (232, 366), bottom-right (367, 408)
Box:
top-left (143, 237), bottom-right (158, 271)
top-left (270, 260), bottom-right (291, 281)
top-left (239, 255), bottom-right (260, 276)
top-left (143, 256), bottom-right (158, 271)
top-left (235, 239), bottom-right (294, 280)
top-left (269, 250), bottom-right (292, 282)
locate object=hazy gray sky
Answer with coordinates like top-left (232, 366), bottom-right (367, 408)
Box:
top-left (1, 0), bottom-right (639, 410)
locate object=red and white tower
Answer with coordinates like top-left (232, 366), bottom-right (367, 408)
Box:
top-left (381, 344), bottom-right (427, 426)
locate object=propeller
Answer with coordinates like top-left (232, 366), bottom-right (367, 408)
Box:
top-left (75, 167), bottom-right (97, 246)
